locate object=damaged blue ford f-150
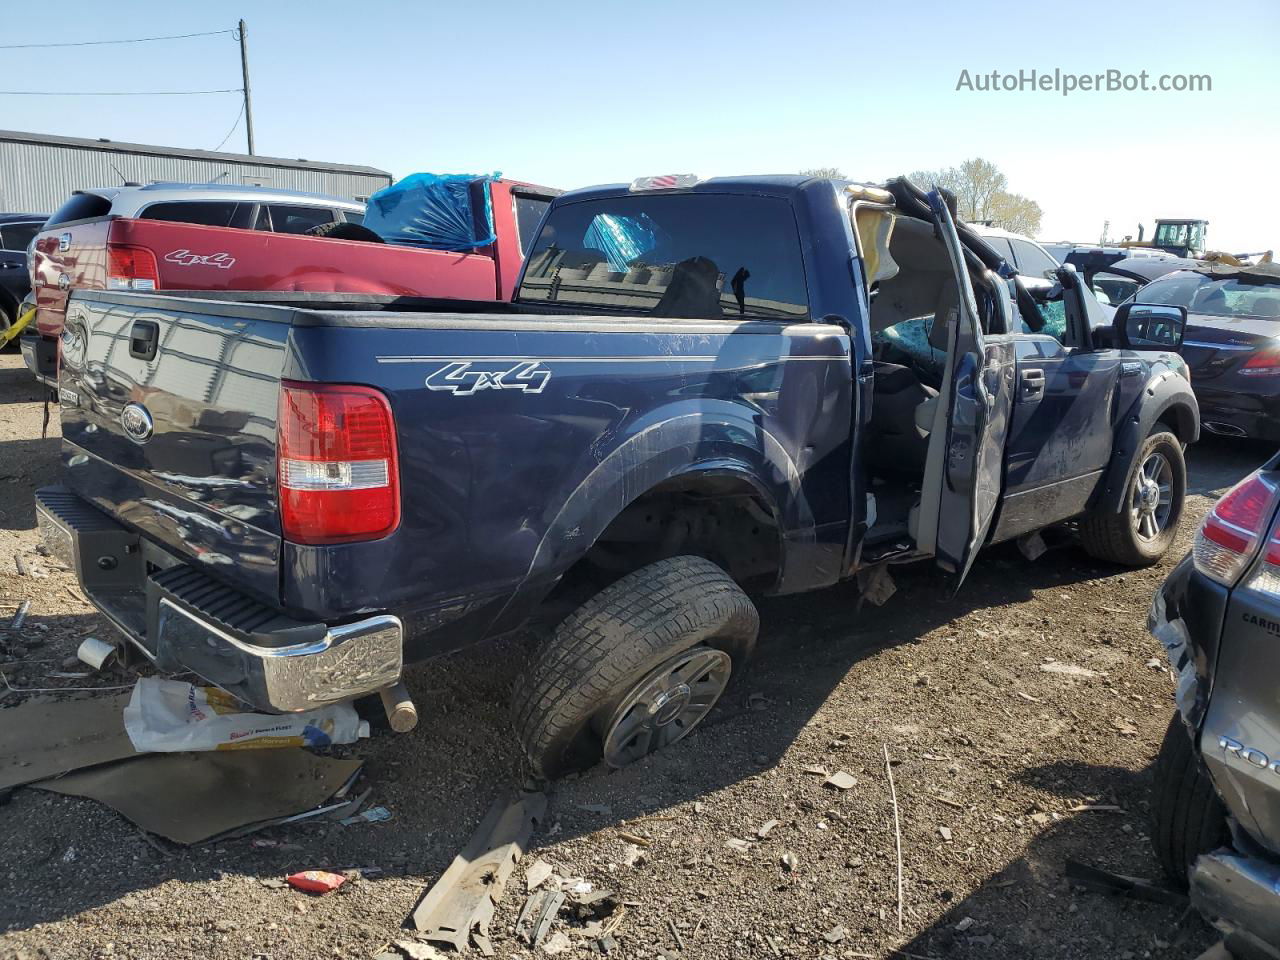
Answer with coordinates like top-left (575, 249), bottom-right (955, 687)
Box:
top-left (36, 175), bottom-right (1199, 776)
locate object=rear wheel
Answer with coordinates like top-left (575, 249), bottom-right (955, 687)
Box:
top-left (510, 556), bottom-right (758, 779)
top-left (1081, 430), bottom-right (1185, 565)
top-left (1152, 712), bottom-right (1230, 887)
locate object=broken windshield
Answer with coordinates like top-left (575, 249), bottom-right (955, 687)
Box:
top-left (516, 193), bottom-right (809, 321)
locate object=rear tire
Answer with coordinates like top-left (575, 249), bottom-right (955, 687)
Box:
top-left (510, 556), bottom-right (758, 780)
top-left (303, 221), bottom-right (384, 243)
top-left (1081, 430), bottom-right (1185, 565)
top-left (1151, 712), bottom-right (1230, 887)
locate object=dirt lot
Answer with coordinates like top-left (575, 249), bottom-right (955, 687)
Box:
top-left (0, 349), bottom-right (1274, 960)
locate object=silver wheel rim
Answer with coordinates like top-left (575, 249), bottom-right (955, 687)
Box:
top-left (1130, 450), bottom-right (1174, 542)
top-left (602, 646), bottom-right (731, 768)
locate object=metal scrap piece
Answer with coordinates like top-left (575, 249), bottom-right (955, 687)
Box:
top-left (410, 790), bottom-right (547, 951)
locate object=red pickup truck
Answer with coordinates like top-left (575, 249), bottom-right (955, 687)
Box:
top-left (24, 178), bottom-right (557, 383)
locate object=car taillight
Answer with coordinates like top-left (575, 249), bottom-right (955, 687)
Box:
top-left (1194, 472), bottom-right (1279, 585)
top-left (1244, 523), bottom-right (1280, 598)
top-left (106, 243), bottom-right (159, 291)
top-left (1240, 346), bottom-right (1280, 377)
top-left (277, 381), bottom-right (400, 545)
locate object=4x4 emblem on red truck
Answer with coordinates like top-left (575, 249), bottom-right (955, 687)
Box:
top-left (164, 249), bottom-right (236, 269)
top-left (425, 360), bottom-right (551, 397)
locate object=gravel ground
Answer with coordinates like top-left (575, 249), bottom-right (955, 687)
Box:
top-left (0, 349), bottom-right (1274, 960)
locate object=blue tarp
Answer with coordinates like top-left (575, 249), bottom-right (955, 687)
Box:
top-left (363, 172), bottom-right (498, 251)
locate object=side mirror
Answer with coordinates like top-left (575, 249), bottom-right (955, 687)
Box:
top-left (1114, 302), bottom-right (1187, 351)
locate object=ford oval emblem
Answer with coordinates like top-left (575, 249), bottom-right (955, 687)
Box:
top-left (121, 402), bottom-right (154, 444)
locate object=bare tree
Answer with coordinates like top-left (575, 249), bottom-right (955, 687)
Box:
top-left (799, 167), bottom-right (847, 179)
top-left (908, 159), bottom-right (1041, 235)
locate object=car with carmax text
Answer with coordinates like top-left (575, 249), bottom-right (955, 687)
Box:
top-left (35, 173), bottom-right (1198, 778)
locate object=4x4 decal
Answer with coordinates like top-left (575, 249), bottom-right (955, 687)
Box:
top-left (426, 360), bottom-right (551, 397)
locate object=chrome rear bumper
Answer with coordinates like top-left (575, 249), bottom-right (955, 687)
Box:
top-left (36, 484), bottom-right (402, 712)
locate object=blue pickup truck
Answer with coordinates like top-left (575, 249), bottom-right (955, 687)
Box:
top-left (37, 175), bottom-right (1199, 777)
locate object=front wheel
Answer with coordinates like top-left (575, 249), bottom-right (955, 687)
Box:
top-left (510, 556), bottom-right (759, 779)
top-left (1081, 430), bottom-right (1186, 566)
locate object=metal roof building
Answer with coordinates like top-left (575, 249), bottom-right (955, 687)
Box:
top-left (0, 129), bottom-right (393, 214)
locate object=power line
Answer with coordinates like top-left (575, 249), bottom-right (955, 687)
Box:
top-left (0, 29), bottom-right (234, 50)
top-left (212, 100), bottom-right (247, 152)
top-left (0, 88), bottom-right (242, 96)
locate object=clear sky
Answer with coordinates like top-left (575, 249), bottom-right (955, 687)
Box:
top-left (4, 0), bottom-right (1277, 250)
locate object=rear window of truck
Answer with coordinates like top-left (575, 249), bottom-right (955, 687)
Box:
top-left (516, 194), bottom-right (809, 321)
top-left (140, 201), bottom-right (244, 228)
top-left (47, 193), bottom-right (112, 227)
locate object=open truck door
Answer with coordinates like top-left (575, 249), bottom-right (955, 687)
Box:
top-left (914, 190), bottom-right (1016, 588)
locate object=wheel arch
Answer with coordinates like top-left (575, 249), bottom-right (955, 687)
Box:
top-left (1097, 374), bottom-right (1199, 515)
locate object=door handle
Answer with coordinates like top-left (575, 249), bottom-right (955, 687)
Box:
top-left (128, 320), bottom-right (160, 361)
top-left (1021, 368), bottom-right (1046, 397)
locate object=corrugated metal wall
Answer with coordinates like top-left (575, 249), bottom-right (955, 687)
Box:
top-left (0, 140), bottom-right (391, 213)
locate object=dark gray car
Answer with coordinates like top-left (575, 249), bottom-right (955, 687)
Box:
top-left (0, 212), bottom-right (46, 338)
top-left (1150, 454), bottom-right (1280, 956)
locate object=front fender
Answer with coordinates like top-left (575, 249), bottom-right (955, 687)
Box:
top-left (523, 399), bottom-right (810, 588)
top-left (1098, 367), bottom-right (1199, 514)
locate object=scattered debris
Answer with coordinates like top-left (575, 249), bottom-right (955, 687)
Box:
top-left (577, 803), bottom-right (612, 815)
top-left (1145, 657), bottom-right (1165, 670)
top-left (620, 844), bottom-right (644, 867)
top-left (747, 692), bottom-right (771, 711)
top-left (1112, 717), bottom-right (1140, 737)
top-left (725, 838), bottom-right (752, 853)
top-left (1067, 804), bottom-right (1126, 813)
top-left (0, 692), bottom-right (137, 790)
top-left (938, 826), bottom-right (953, 842)
top-left (393, 940), bottom-right (449, 960)
top-left (542, 932), bottom-right (572, 955)
top-left (1017, 531), bottom-right (1048, 561)
top-left (930, 795), bottom-right (966, 811)
top-left (36, 749), bottom-right (364, 844)
top-left (13, 554), bottom-right (28, 577)
top-left (9, 599), bottom-right (30, 629)
top-left (756, 818), bottom-right (780, 839)
top-left (616, 830), bottom-right (650, 847)
top-left (340, 805), bottom-right (392, 826)
top-left (955, 916), bottom-right (976, 932)
top-left (823, 925), bottom-right (847, 943)
top-left (801, 764), bottom-right (830, 777)
top-left (525, 858), bottom-right (554, 891)
top-left (410, 790), bottom-right (547, 953)
top-left (123, 677), bottom-right (366, 752)
top-left (1063, 860), bottom-right (1187, 907)
top-left (76, 636), bottom-right (116, 671)
top-left (823, 770), bottom-right (857, 791)
top-left (1015, 690), bottom-right (1043, 704)
top-left (1039, 661), bottom-right (1100, 678)
top-left (780, 851), bottom-right (798, 872)
top-left (884, 744), bottom-right (904, 932)
top-left (668, 918), bottom-right (686, 951)
top-left (260, 878), bottom-right (288, 890)
top-left (857, 563), bottom-right (897, 606)
top-left (515, 888), bottom-right (565, 947)
top-left (287, 870), bottom-right (346, 894)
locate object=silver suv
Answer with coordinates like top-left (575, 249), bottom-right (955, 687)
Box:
top-left (44, 183), bottom-right (365, 234)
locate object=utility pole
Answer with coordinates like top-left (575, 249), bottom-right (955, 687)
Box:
top-left (238, 19), bottom-right (255, 155)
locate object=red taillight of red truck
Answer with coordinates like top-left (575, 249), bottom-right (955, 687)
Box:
top-left (106, 243), bottom-right (160, 292)
top-left (277, 381), bottom-right (400, 545)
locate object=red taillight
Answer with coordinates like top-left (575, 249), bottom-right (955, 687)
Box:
top-left (1241, 346), bottom-right (1280, 378)
top-left (277, 382), bottom-right (400, 545)
top-left (1194, 472), bottom-right (1279, 585)
top-left (106, 243), bottom-right (159, 291)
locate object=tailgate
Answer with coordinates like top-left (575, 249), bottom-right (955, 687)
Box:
top-left (58, 290), bottom-right (289, 603)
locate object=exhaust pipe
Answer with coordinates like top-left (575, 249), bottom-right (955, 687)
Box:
top-left (379, 680), bottom-right (418, 733)
top-left (1203, 421), bottom-right (1248, 438)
